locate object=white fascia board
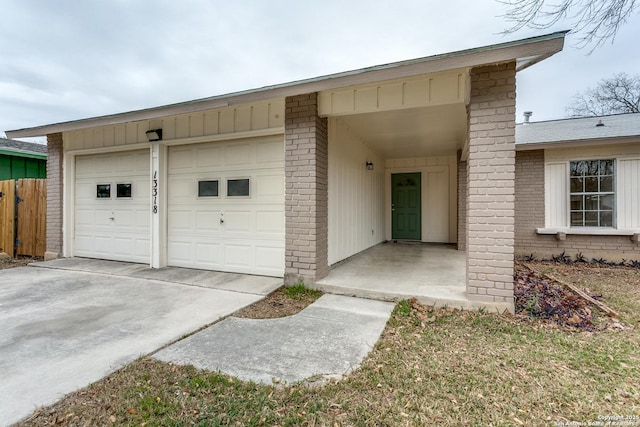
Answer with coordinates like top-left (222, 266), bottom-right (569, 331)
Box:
top-left (516, 136), bottom-right (640, 151)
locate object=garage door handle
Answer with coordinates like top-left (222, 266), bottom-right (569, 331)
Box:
top-left (109, 217), bottom-right (115, 221)
top-left (220, 218), bottom-right (224, 224)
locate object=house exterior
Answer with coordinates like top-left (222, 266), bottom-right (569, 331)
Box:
top-left (6, 32), bottom-right (574, 312)
top-left (0, 138), bottom-right (47, 180)
top-left (514, 112), bottom-right (640, 261)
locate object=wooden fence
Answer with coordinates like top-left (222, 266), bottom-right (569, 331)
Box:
top-left (0, 179), bottom-right (47, 257)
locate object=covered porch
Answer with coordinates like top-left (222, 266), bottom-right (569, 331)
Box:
top-left (314, 63), bottom-right (518, 313)
top-left (316, 242), bottom-right (473, 308)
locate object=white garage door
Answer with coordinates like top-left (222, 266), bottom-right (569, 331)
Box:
top-left (167, 136), bottom-right (284, 276)
top-left (74, 150), bottom-right (151, 263)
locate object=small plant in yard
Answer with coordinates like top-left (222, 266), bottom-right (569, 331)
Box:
top-left (283, 281), bottom-right (322, 300)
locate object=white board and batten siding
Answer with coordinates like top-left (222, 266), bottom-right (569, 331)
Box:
top-left (328, 118), bottom-right (385, 265)
top-left (74, 150), bottom-right (151, 263)
top-left (544, 145), bottom-right (640, 229)
top-left (318, 71), bottom-right (469, 117)
top-left (167, 135), bottom-right (285, 276)
top-left (618, 159), bottom-right (640, 228)
top-left (63, 100), bottom-right (285, 150)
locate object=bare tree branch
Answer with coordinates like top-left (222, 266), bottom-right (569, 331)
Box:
top-left (499, 0), bottom-right (639, 52)
top-left (566, 72), bottom-right (640, 117)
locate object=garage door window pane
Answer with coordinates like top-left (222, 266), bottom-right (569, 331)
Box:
top-left (117, 183), bottom-right (132, 198)
top-left (198, 180), bottom-right (219, 197)
top-left (227, 179), bottom-right (250, 197)
top-left (97, 184), bottom-right (111, 198)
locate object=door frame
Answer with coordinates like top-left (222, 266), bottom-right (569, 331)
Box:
top-left (383, 158), bottom-right (458, 244)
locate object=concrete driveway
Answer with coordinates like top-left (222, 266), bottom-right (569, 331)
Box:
top-left (0, 265), bottom-right (275, 426)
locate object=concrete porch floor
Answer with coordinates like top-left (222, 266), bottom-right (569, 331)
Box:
top-left (315, 242), bottom-right (479, 309)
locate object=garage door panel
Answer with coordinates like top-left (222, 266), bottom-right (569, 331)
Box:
top-left (195, 211), bottom-right (221, 230)
top-left (167, 137), bottom-right (284, 276)
top-left (255, 175), bottom-right (284, 198)
top-left (225, 244), bottom-right (253, 267)
top-left (256, 246), bottom-right (284, 269)
top-left (257, 140), bottom-right (284, 164)
top-left (168, 240), bottom-right (192, 263)
top-left (256, 211), bottom-right (284, 233)
top-left (168, 210), bottom-right (194, 231)
top-left (225, 144), bottom-right (252, 165)
top-left (136, 210), bottom-right (151, 228)
top-left (134, 239), bottom-right (150, 258)
top-left (195, 243), bottom-right (222, 265)
top-left (75, 182), bottom-right (98, 199)
top-left (195, 146), bottom-right (223, 167)
top-left (168, 148), bottom-right (193, 171)
top-left (169, 178), bottom-right (196, 200)
top-left (225, 211), bottom-right (251, 231)
top-left (93, 236), bottom-right (113, 255)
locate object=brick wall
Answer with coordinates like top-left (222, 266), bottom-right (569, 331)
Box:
top-left (466, 62), bottom-right (516, 310)
top-left (514, 149), bottom-right (640, 261)
top-left (284, 93), bottom-right (329, 284)
top-left (514, 150), bottom-right (545, 252)
top-left (45, 133), bottom-right (63, 260)
top-left (457, 150), bottom-right (467, 251)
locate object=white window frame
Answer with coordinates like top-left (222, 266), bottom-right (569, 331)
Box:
top-left (568, 159), bottom-right (615, 228)
top-left (539, 148), bottom-right (640, 237)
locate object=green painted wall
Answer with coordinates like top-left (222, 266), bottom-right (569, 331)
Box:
top-left (0, 155), bottom-right (47, 180)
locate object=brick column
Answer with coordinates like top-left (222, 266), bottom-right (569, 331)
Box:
top-left (466, 63), bottom-right (516, 310)
top-left (284, 93), bottom-right (329, 285)
top-left (45, 132), bottom-right (64, 260)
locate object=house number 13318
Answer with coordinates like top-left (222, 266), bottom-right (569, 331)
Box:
top-left (152, 171), bottom-right (158, 214)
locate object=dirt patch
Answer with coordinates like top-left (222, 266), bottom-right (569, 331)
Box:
top-left (0, 256), bottom-right (40, 270)
top-left (233, 285), bottom-right (323, 319)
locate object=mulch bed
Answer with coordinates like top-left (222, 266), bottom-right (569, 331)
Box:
top-left (233, 287), bottom-right (323, 319)
top-left (513, 262), bottom-right (623, 331)
top-left (0, 256), bottom-right (40, 270)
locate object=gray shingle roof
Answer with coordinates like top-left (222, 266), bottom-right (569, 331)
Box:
top-left (0, 137), bottom-right (47, 156)
top-left (516, 112), bottom-right (640, 146)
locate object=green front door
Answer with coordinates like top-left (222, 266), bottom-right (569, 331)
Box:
top-left (392, 173), bottom-right (421, 240)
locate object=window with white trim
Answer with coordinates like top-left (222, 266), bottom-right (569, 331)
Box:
top-left (544, 151), bottom-right (640, 233)
top-left (569, 159), bottom-right (615, 227)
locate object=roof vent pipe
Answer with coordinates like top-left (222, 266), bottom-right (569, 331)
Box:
top-left (523, 111), bottom-right (533, 124)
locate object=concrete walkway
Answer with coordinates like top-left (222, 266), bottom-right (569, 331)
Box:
top-left (154, 294), bottom-right (395, 384)
top-left (2, 258), bottom-right (395, 425)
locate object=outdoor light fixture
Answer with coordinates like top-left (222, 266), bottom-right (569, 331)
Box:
top-left (145, 129), bottom-right (163, 142)
top-left (366, 161), bottom-right (374, 171)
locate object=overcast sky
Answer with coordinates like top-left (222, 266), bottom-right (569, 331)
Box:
top-left (1, 0), bottom-right (639, 141)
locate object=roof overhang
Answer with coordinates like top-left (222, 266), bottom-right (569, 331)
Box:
top-left (0, 148), bottom-right (47, 159)
top-left (6, 31), bottom-right (568, 138)
top-left (516, 135), bottom-right (640, 150)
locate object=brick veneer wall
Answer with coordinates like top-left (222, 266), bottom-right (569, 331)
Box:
top-left (514, 150), bottom-right (545, 252)
top-left (466, 62), bottom-right (516, 309)
top-left (457, 150), bottom-right (467, 251)
top-left (514, 149), bottom-right (640, 261)
top-left (45, 133), bottom-right (63, 260)
top-left (284, 93), bottom-right (329, 284)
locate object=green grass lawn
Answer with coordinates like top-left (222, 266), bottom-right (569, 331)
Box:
top-left (19, 263), bottom-right (640, 426)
